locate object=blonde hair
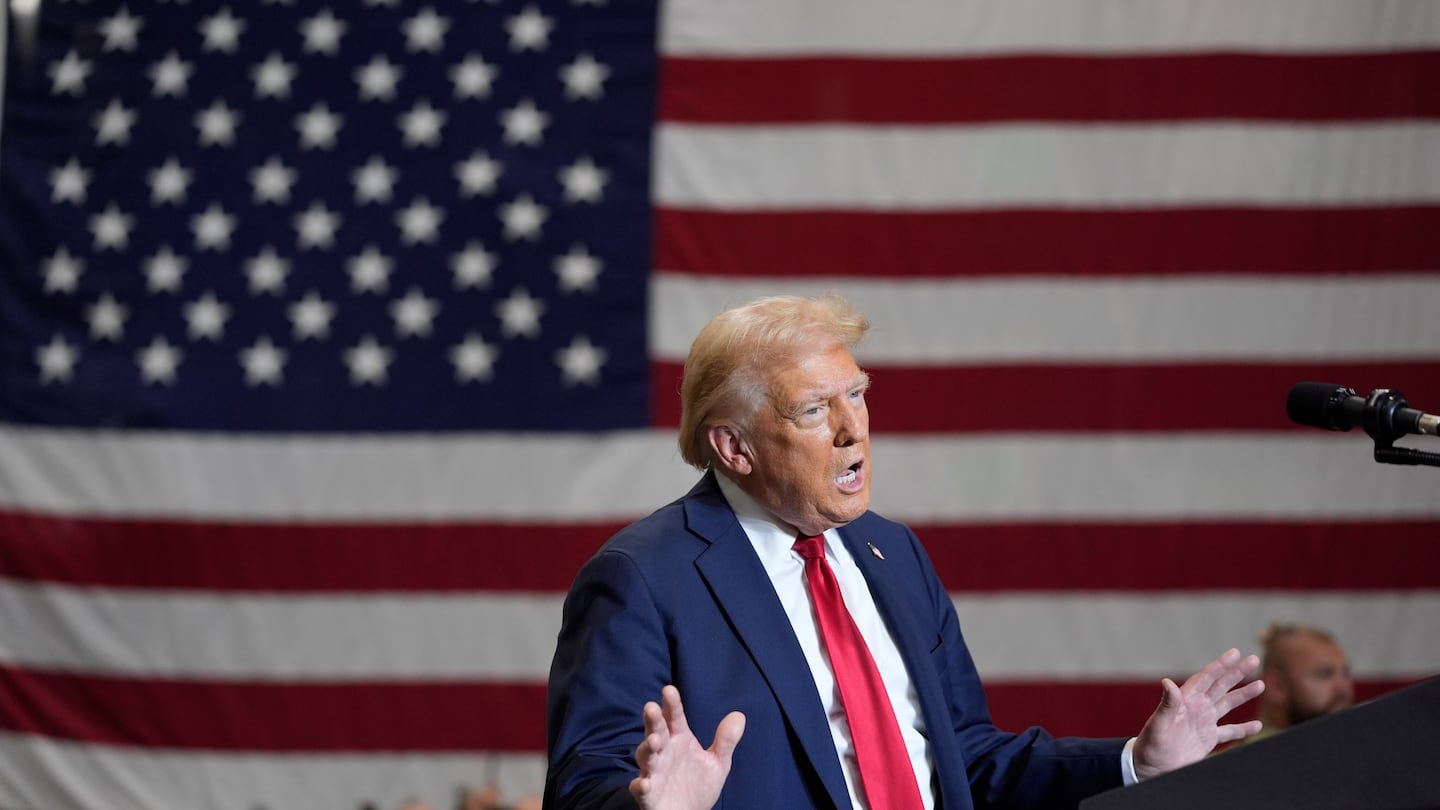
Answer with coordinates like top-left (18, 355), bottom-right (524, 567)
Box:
top-left (677, 293), bottom-right (869, 469)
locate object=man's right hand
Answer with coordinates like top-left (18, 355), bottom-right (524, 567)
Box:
top-left (629, 685), bottom-right (746, 810)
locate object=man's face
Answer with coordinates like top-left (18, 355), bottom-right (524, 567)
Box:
top-left (732, 343), bottom-right (872, 536)
top-left (1279, 636), bottom-right (1355, 725)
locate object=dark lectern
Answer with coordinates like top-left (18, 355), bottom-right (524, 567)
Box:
top-left (1080, 676), bottom-right (1440, 810)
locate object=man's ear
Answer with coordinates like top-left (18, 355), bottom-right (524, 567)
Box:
top-left (707, 424), bottom-right (752, 476)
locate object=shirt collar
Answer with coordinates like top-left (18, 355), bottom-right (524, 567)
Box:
top-left (714, 472), bottom-right (835, 560)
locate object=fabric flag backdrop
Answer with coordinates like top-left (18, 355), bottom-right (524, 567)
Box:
top-left (2, 1), bottom-right (1439, 808)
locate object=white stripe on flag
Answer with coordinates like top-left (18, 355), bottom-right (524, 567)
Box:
top-left (868, 435), bottom-right (1440, 521)
top-left (4, 429), bottom-right (1439, 521)
top-left (4, 585), bottom-right (1437, 680)
top-left (954, 592), bottom-right (1440, 679)
top-left (655, 124), bottom-right (1440, 209)
top-left (0, 733), bottom-right (548, 810)
top-left (649, 275), bottom-right (1440, 363)
top-left (0, 581), bottom-right (563, 679)
top-left (0, 427), bottom-right (685, 520)
top-left (661, 0), bottom-right (1440, 55)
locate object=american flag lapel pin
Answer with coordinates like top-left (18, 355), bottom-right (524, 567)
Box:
top-left (867, 542), bottom-right (885, 560)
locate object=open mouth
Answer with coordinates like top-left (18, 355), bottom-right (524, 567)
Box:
top-left (835, 460), bottom-right (863, 486)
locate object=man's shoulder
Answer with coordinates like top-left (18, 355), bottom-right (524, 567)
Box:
top-left (592, 478), bottom-right (722, 557)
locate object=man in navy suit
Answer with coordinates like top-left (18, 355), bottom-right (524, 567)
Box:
top-left (544, 294), bottom-right (1263, 810)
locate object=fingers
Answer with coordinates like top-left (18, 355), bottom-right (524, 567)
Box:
top-left (1181, 649), bottom-right (1260, 705)
top-left (1199, 651), bottom-right (1260, 709)
top-left (660, 683), bottom-right (691, 735)
top-left (642, 699), bottom-right (665, 735)
top-left (1214, 719), bottom-right (1263, 745)
top-left (710, 710), bottom-right (747, 763)
top-left (1207, 648), bottom-right (1244, 698)
top-left (635, 685), bottom-right (694, 771)
top-left (1215, 676), bottom-right (1265, 716)
top-left (628, 775), bottom-right (651, 806)
top-left (631, 688), bottom-right (743, 809)
top-left (1185, 647), bottom-right (1239, 701)
top-left (634, 699), bottom-right (666, 772)
top-left (1157, 677), bottom-right (1182, 709)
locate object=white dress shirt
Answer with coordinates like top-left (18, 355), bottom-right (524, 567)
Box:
top-left (715, 474), bottom-right (937, 809)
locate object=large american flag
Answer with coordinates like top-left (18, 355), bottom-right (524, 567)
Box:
top-left (2, 1), bottom-right (1439, 808)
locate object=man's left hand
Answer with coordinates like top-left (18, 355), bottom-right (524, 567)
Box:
top-left (1132, 647), bottom-right (1265, 780)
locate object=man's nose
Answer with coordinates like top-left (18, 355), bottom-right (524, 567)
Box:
top-left (833, 400), bottom-right (868, 445)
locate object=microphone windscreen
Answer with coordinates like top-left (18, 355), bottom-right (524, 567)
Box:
top-left (1286, 381), bottom-right (1352, 430)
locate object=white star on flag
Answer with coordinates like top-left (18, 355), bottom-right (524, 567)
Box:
top-left (495, 288), bottom-right (544, 338)
top-left (36, 335), bottom-right (80, 383)
top-left (50, 50), bottom-right (92, 96)
top-left (184, 292), bottom-right (232, 341)
top-left (506, 6), bottom-right (554, 52)
top-left (250, 157), bottom-right (297, 204)
top-left (356, 55), bottom-right (403, 101)
top-left (192, 204), bottom-right (237, 251)
top-left (199, 9), bottom-right (246, 54)
top-left (344, 336), bottom-right (393, 385)
top-left (240, 337), bottom-right (288, 387)
top-left (90, 204), bottom-right (134, 251)
top-left (50, 159), bottom-right (91, 204)
top-left (348, 246), bottom-right (394, 293)
top-left (289, 292), bottom-right (337, 340)
top-left (450, 55), bottom-right (497, 99)
top-left (451, 243), bottom-right (497, 289)
top-left (149, 158), bottom-right (193, 204)
top-left (144, 246), bottom-right (187, 293)
top-left (86, 294), bottom-right (129, 341)
top-left (137, 336), bottom-right (183, 385)
top-left (245, 248), bottom-right (290, 295)
top-left (498, 194), bottom-right (547, 241)
top-left (252, 53), bottom-right (298, 99)
top-left (450, 334), bottom-right (499, 383)
top-left (555, 334), bottom-right (606, 386)
top-left (301, 10), bottom-right (347, 55)
top-left (43, 249), bottom-right (84, 293)
top-left (391, 289), bottom-right (440, 337)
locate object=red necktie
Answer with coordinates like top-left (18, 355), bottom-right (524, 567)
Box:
top-left (794, 535), bottom-right (926, 810)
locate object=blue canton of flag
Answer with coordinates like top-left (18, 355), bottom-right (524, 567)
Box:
top-left (0, 0), bottom-right (658, 431)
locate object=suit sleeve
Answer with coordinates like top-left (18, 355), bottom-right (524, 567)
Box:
top-left (543, 547), bottom-right (663, 810)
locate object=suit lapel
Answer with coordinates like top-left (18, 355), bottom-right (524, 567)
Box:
top-left (840, 525), bottom-right (967, 809)
top-left (685, 475), bottom-right (852, 810)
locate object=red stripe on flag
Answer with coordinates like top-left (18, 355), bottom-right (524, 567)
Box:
top-left (0, 664), bottom-right (1415, 750)
top-left (985, 679), bottom-right (1419, 739)
top-left (5, 510), bottom-right (1438, 592)
top-left (0, 510), bottom-right (616, 592)
top-left (653, 208), bottom-right (1440, 278)
top-left (0, 665), bottom-right (547, 751)
top-left (652, 360), bottom-right (1440, 433)
top-left (660, 53), bottom-right (1440, 123)
top-left (916, 521), bottom-right (1440, 593)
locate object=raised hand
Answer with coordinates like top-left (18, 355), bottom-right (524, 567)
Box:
top-left (629, 685), bottom-right (746, 810)
top-left (1132, 647), bottom-right (1265, 780)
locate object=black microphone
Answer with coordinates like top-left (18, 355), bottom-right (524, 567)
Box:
top-left (1287, 382), bottom-right (1440, 437)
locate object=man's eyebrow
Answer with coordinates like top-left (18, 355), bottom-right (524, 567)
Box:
top-left (780, 374), bottom-right (872, 415)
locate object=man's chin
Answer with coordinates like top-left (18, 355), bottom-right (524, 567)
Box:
top-left (827, 499), bottom-right (870, 526)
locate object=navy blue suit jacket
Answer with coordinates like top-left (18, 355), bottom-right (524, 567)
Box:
top-left (544, 473), bottom-right (1126, 809)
